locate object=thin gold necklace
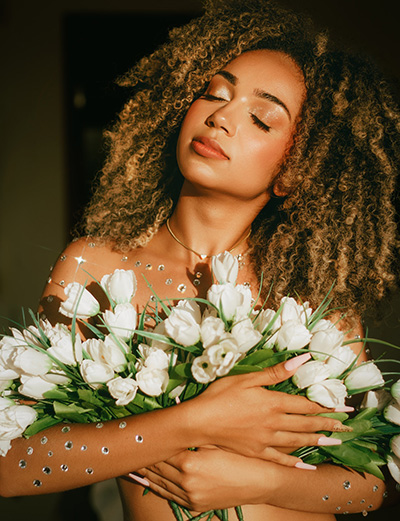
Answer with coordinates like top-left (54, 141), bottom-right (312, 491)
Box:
top-left (166, 218), bottom-right (251, 260)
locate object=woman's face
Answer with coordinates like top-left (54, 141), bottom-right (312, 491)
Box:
top-left (176, 50), bottom-right (306, 203)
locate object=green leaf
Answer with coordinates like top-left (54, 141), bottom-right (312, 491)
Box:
top-left (171, 363), bottom-right (193, 379)
top-left (321, 442), bottom-right (372, 466)
top-left (228, 365), bottom-right (262, 375)
top-left (53, 401), bottom-right (92, 422)
top-left (43, 389), bottom-right (73, 401)
top-left (77, 389), bottom-right (106, 407)
top-left (23, 416), bottom-right (63, 437)
top-left (239, 349), bottom-right (274, 366)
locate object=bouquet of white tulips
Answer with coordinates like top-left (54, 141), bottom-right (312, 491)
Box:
top-left (1, 251), bottom-right (400, 521)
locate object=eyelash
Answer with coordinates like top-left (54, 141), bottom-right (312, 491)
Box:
top-left (251, 114), bottom-right (271, 132)
top-left (200, 93), bottom-right (227, 102)
top-left (200, 93), bottom-right (271, 132)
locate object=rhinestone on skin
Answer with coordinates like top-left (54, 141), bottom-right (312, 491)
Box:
top-left (135, 435), bottom-right (144, 443)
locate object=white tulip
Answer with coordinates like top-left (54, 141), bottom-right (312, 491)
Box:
top-left (164, 300), bottom-right (201, 346)
top-left (101, 269), bottom-right (137, 304)
top-left (59, 283), bottom-right (100, 319)
top-left (211, 251), bottom-right (239, 284)
top-left (387, 454), bottom-right (400, 484)
top-left (207, 283), bottom-right (251, 322)
top-left (0, 440), bottom-right (11, 457)
top-left (200, 315), bottom-right (226, 349)
top-left (0, 336), bottom-right (25, 378)
top-left (107, 376), bottom-right (138, 406)
top-left (344, 362), bottom-right (384, 392)
top-left (309, 326), bottom-right (345, 361)
top-left (0, 397), bottom-right (14, 410)
top-left (306, 379), bottom-right (347, 408)
top-left (191, 355), bottom-right (218, 384)
top-left (292, 360), bottom-right (331, 389)
top-left (234, 285), bottom-right (253, 320)
top-left (231, 318), bottom-right (262, 353)
top-left (150, 322), bottom-right (171, 351)
top-left (275, 320), bottom-right (312, 351)
top-left (391, 434), bottom-right (400, 459)
top-left (143, 349), bottom-right (170, 371)
top-left (391, 380), bottom-right (400, 403)
top-left (13, 348), bottom-right (53, 376)
top-left (360, 389), bottom-right (392, 411)
top-left (254, 308), bottom-right (281, 335)
top-left (103, 303), bottom-right (137, 341)
top-left (135, 367), bottom-right (169, 396)
top-left (47, 323), bottom-right (83, 365)
top-left (18, 375), bottom-right (57, 400)
top-left (384, 399), bottom-right (400, 426)
top-left (80, 360), bottom-right (114, 390)
top-left (0, 404), bottom-right (37, 452)
top-left (326, 345), bottom-right (357, 378)
top-left (43, 373), bottom-right (70, 385)
top-left (206, 337), bottom-right (240, 377)
top-left (280, 297), bottom-right (312, 324)
top-left (0, 380), bottom-right (12, 391)
top-left (100, 336), bottom-right (128, 372)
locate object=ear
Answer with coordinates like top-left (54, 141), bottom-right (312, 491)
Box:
top-left (272, 182), bottom-right (289, 197)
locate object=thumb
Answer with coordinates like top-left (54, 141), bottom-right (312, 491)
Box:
top-left (250, 352), bottom-right (311, 387)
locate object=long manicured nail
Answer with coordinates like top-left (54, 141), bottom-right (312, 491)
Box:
top-left (295, 461), bottom-right (317, 470)
top-left (318, 436), bottom-right (342, 446)
top-left (333, 423), bottom-right (353, 432)
top-left (334, 406), bottom-right (354, 412)
top-left (284, 353), bottom-right (311, 371)
top-left (128, 473), bottom-right (150, 487)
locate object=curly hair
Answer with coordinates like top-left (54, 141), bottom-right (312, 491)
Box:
top-left (82, 0), bottom-right (400, 318)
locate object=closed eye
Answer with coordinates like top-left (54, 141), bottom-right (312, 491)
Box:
top-left (251, 113), bottom-right (271, 132)
top-left (200, 93), bottom-right (227, 102)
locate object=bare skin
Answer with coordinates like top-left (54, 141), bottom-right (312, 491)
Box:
top-left (0, 50), bottom-right (392, 519)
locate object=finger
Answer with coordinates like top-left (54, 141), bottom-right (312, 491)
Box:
top-left (270, 411), bottom-right (352, 432)
top-left (248, 353), bottom-right (311, 387)
top-left (257, 447), bottom-right (316, 470)
top-left (266, 430), bottom-right (343, 449)
top-left (139, 467), bottom-right (191, 504)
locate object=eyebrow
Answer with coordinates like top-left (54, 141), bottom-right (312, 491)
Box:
top-left (215, 70), bottom-right (292, 120)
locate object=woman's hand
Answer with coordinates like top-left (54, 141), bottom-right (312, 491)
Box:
top-left (135, 447), bottom-right (272, 512)
top-left (187, 353), bottom-right (350, 466)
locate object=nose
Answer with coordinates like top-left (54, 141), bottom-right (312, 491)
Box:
top-left (205, 105), bottom-right (236, 136)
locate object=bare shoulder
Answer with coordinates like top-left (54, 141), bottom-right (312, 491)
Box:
top-left (39, 237), bottom-right (128, 325)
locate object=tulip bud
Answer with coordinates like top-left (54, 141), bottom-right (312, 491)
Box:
top-left (101, 269), bottom-right (137, 304)
top-left (59, 283), bottom-right (100, 319)
top-left (211, 251), bottom-right (239, 284)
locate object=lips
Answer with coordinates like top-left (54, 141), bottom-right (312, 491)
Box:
top-left (191, 137), bottom-right (229, 160)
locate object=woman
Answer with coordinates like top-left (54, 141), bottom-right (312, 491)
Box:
top-left (1, 0), bottom-right (399, 519)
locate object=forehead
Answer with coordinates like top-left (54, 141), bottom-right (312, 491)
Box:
top-left (221, 50), bottom-right (306, 118)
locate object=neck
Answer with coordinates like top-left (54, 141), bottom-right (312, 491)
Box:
top-left (163, 181), bottom-right (268, 261)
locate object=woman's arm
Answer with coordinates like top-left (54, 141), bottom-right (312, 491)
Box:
top-left (0, 358), bottom-right (350, 497)
top-left (0, 239), bottom-right (354, 497)
top-left (138, 446), bottom-right (398, 515)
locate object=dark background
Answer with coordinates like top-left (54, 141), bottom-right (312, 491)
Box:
top-left (0, 1), bottom-right (399, 519)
